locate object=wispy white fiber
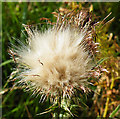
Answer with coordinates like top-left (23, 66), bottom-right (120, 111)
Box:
top-left (12, 26), bottom-right (96, 99)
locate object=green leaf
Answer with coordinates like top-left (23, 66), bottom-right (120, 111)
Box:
top-left (0, 59), bottom-right (13, 67)
top-left (109, 104), bottom-right (120, 117)
top-left (96, 57), bottom-right (109, 65)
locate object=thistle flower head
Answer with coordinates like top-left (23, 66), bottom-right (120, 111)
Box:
top-left (10, 9), bottom-right (100, 101)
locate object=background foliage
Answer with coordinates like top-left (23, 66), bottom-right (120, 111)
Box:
top-left (1, 2), bottom-right (120, 118)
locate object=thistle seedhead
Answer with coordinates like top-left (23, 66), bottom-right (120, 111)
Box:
top-left (10, 8), bottom-right (101, 102)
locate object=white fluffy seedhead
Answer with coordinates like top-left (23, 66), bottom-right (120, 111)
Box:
top-left (10, 9), bottom-right (100, 101)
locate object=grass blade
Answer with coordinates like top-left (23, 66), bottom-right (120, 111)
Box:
top-left (109, 105), bottom-right (120, 117)
top-left (0, 59), bottom-right (13, 67)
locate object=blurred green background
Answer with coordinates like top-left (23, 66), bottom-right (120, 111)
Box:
top-left (2, 2), bottom-right (120, 118)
